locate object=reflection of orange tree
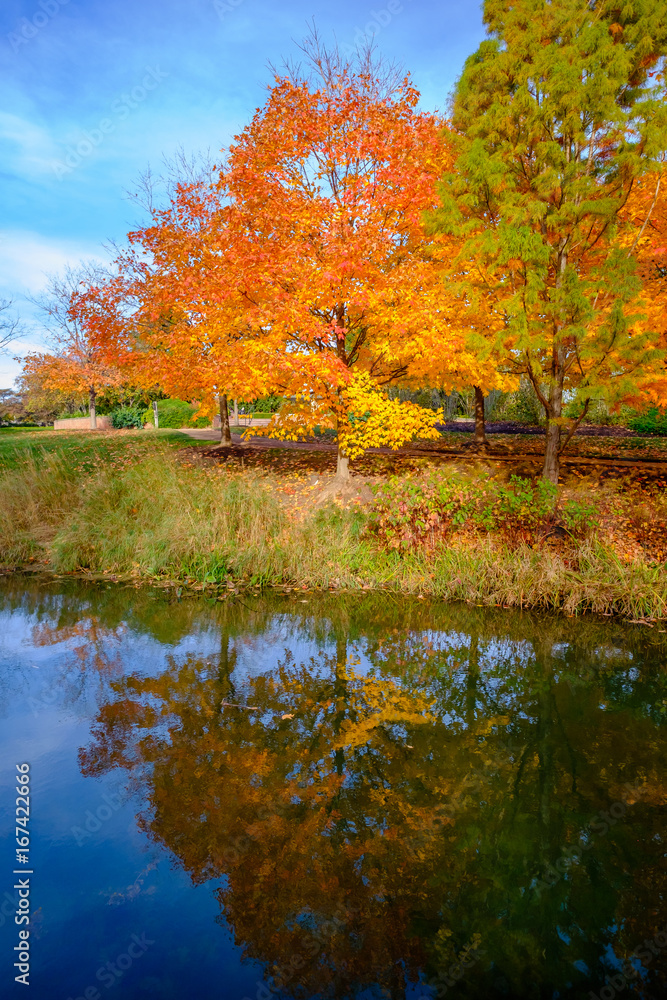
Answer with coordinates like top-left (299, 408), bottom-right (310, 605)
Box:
top-left (77, 618), bottom-right (667, 999)
top-left (79, 636), bottom-right (470, 997)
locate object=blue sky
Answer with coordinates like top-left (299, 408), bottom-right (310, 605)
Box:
top-left (0, 0), bottom-right (486, 386)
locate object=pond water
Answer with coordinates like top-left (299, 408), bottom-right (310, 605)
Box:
top-left (0, 578), bottom-right (666, 1000)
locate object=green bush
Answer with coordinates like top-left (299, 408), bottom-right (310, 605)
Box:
top-left (496, 378), bottom-right (545, 425)
top-left (55, 409), bottom-right (87, 420)
top-left (110, 407), bottom-right (144, 429)
top-left (562, 397), bottom-right (623, 426)
top-left (367, 472), bottom-right (599, 550)
top-left (242, 395), bottom-right (282, 414)
top-left (480, 477), bottom-right (558, 542)
top-left (627, 408), bottom-right (667, 436)
top-left (142, 399), bottom-right (210, 429)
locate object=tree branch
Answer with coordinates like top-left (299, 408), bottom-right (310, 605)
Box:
top-left (627, 174), bottom-right (661, 258)
top-left (558, 397), bottom-right (590, 456)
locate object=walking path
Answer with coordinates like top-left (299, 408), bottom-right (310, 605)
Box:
top-left (179, 418), bottom-right (271, 442)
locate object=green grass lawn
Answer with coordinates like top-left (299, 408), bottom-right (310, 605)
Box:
top-left (0, 426), bottom-right (48, 437)
top-left (0, 427), bottom-right (191, 472)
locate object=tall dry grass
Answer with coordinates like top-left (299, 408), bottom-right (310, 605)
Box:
top-left (50, 456), bottom-right (289, 581)
top-left (0, 451), bottom-right (81, 563)
top-left (0, 444), bottom-right (665, 619)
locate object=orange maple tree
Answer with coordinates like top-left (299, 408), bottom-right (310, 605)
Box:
top-left (220, 43), bottom-right (496, 477)
top-left (111, 41), bottom-right (494, 476)
top-left (620, 165), bottom-right (667, 411)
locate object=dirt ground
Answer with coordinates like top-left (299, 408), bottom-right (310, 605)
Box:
top-left (183, 429), bottom-right (667, 488)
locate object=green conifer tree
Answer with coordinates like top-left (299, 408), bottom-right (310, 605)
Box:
top-left (437, 0), bottom-right (667, 480)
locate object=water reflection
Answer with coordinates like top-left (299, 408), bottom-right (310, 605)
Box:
top-left (1, 578), bottom-right (666, 999)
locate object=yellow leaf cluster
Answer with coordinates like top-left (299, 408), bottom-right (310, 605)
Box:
top-left (338, 372), bottom-right (443, 459)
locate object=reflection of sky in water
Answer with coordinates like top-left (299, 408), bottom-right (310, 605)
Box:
top-left (0, 601), bottom-right (338, 699)
top-left (0, 600), bottom-right (266, 1000)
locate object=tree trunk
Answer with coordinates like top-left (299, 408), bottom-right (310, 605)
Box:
top-left (219, 394), bottom-right (232, 446)
top-left (466, 632), bottom-right (480, 725)
top-left (336, 448), bottom-right (350, 482)
top-left (335, 391), bottom-right (350, 481)
top-left (543, 421), bottom-right (560, 484)
top-left (542, 250), bottom-right (568, 484)
top-left (333, 635), bottom-right (348, 779)
top-left (542, 350), bottom-right (564, 484)
top-left (89, 387), bottom-right (97, 430)
top-left (233, 398), bottom-right (239, 424)
top-left (333, 308), bottom-right (351, 483)
top-left (473, 385), bottom-right (486, 445)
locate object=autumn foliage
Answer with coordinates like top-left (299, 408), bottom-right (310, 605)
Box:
top-left (621, 168), bottom-right (667, 408)
top-left (27, 20), bottom-right (667, 478)
top-left (93, 43), bottom-right (512, 475)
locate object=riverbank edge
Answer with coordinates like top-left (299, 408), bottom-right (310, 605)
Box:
top-left (1, 437), bottom-right (665, 624)
top-left (1, 539), bottom-right (665, 624)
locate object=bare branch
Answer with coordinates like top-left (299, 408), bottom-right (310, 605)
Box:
top-left (271, 21), bottom-right (405, 100)
top-left (124, 146), bottom-right (217, 225)
top-left (524, 351), bottom-right (550, 411)
top-left (26, 262), bottom-right (111, 354)
top-left (0, 299), bottom-right (22, 355)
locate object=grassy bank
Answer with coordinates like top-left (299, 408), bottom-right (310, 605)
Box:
top-left (1, 430), bottom-right (666, 621)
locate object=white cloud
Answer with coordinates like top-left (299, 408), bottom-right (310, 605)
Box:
top-left (0, 111), bottom-right (58, 178)
top-left (0, 229), bottom-right (106, 296)
top-left (0, 356), bottom-right (27, 389)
